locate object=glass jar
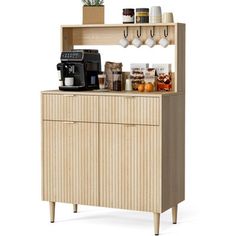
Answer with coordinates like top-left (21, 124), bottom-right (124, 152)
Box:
top-left (136, 8), bottom-right (149, 23)
top-left (112, 71), bottom-right (122, 91)
top-left (123, 8), bottom-right (135, 24)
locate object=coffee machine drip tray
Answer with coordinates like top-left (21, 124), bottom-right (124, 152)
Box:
top-left (59, 86), bottom-right (95, 91)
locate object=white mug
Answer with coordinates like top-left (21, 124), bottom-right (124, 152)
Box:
top-left (159, 38), bottom-right (169, 48)
top-left (119, 37), bottom-right (129, 48)
top-left (145, 36), bottom-right (156, 48)
top-left (150, 6), bottom-right (162, 23)
top-left (132, 37), bottom-right (142, 48)
top-left (64, 77), bottom-right (74, 86)
top-left (162, 12), bottom-right (174, 23)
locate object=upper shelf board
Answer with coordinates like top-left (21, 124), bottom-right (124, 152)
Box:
top-left (61, 23), bottom-right (184, 28)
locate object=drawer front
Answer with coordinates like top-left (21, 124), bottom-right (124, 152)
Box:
top-left (100, 96), bottom-right (160, 125)
top-left (42, 94), bottom-right (99, 122)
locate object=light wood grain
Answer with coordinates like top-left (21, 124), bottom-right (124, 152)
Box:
top-left (175, 23), bottom-right (185, 92)
top-left (161, 94), bottom-right (185, 212)
top-left (99, 96), bottom-right (160, 125)
top-left (61, 23), bottom-right (179, 28)
top-left (42, 121), bottom-right (99, 205)
top-left (61, 25), bottom-right (175, 47)
top-left (61, 27), bottom-right (73, 51)
top-left (42, 22), bottom-right (186, 234)
top-left (42, 94), bottom-right (99, 122)
top-left (42, 90), bottom-right (174, 97)
top-left (49, 202), bottom-right (55, 223)
top-left (154, 213), bottom-right (160, 235)
top-left (99, 124), bottom-right (161, 212)
top-left (172, 205), bottom-right (178, 224)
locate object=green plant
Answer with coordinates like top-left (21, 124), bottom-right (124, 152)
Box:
top-left (82, 0), bottom-right (104, 6)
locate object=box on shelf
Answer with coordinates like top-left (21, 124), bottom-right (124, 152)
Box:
top-left (83, 6), bottom-right (105, 24)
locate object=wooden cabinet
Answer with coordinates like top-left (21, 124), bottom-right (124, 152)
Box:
top-left (42, 22), bottom-right (185, 235)
top-left (42, 120), bottom-right (99, 206)
top-left (42, 91), bottom-right (185, 234)
top-left (99, 124), bottom-right (161, 212)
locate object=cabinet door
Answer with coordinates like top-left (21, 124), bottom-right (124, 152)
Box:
top-left (99, 124), bottom-right (161, 212)
top-left (42, 121), bottom-right (99, 206)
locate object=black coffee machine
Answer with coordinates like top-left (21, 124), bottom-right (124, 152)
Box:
top-left (57, 49), bottom-right (101, 91)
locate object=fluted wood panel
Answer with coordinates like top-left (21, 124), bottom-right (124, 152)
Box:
top-left (100, 96), bottom-right (160, 126)
top-left (100, 124), bottom-right (161, 212)
top-left (42, 94), bottom-right (99, 122)
top-left (42, 121), bottom-right (99, 205)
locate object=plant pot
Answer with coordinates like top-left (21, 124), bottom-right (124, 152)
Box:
top-left (83, 6), bottom-right (104, 24)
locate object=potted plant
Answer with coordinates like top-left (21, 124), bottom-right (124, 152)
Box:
top-left (82, 0), bottom-right (105, 24)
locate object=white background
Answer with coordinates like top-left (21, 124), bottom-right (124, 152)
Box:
top-left (0, 0), bottom-right (235, 235)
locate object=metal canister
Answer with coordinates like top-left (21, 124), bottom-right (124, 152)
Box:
top-left (123, 8), bottom-right (135, 24)
top-left (136, 8), bottom-right (149, 23)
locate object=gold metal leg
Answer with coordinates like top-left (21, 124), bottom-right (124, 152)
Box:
top-left (153, 213), bottom-right (160, 235)
top-left (49, 202), bottom-right (55, 223)
top-left (172, 205), bottom-right (178, 224)
top-left (73, 204), bottom-right (78, 213)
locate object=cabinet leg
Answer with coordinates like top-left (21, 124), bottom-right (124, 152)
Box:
top-left (153, 213), bottom-right (160, 235)
top-left (73, 204), bottom-right (78, 213)
top-left (172, 205), bottom-right (178, 224)
top-left (49, 202), bottom-right (55, 223)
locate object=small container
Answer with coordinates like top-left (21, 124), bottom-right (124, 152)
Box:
top-left (123, 9), bottom-right (135, 24)
top-left (112, 71), bottom-right (122, 91)
top-left (136, 8), bottom-right (149, 23)
top-left (125, 76), bottom-right (133, 91)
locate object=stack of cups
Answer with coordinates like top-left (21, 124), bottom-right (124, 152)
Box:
top-left (150, 6), bottom-right (162, 23)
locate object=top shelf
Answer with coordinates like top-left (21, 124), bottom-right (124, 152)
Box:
top-left (61, 23), bottom-right (185, 50)
top-left (61, 23), bottom-right (184, 28)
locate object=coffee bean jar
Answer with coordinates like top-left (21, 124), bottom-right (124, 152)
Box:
top-left (112, 71), bottom-right (122, 91)
top-left (136, 8), bottom-right (149, 23)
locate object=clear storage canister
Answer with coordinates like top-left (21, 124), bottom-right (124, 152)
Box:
top-left (112, 71), bottom-right (122, 91)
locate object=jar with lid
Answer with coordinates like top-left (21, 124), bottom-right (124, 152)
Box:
top-left (123, 8), bottom-right (135, 24)
top-left (136, 8), bottom-right (149, 23)
top-left (112, 71), bottom-right (122, 91)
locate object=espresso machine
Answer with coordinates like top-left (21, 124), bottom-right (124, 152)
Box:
top-left (57, 49), bottom-right (101, 91)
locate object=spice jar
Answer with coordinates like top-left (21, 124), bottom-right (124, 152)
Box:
top-left (136, 8), bottom-right (149, 23)
top-left (123, 9), bottom-right (135, 24)
top-left (112, 71), bottom-right (122, 91)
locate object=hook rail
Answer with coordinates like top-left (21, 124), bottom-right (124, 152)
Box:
top-left (137, 26), bottom-right (142, 38)
top-left (123, 27), bottom-right (129, 38)
top-left (164, 26), bottom-right (169, 38)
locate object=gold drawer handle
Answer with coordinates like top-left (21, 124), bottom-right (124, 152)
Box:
top-left (125, 124), bottom-right (136, 127)
top-left (63, 121), bottom-right (76, 124)
top-left (63, 94), bottom-right (75, 97)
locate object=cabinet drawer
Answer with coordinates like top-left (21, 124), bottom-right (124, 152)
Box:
top-left (100, 96), bottom-right (160, 125)
top-left (42, 94), bottom-right (99, 122)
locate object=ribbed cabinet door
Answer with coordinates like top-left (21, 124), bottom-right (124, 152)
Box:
top-left (99, 124), bottom-right (161, 212)
top-left (42, 121), bottom-right (99, 205)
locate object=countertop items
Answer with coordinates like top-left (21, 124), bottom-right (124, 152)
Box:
top-left (121, 6), bottom-right (174, 24)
